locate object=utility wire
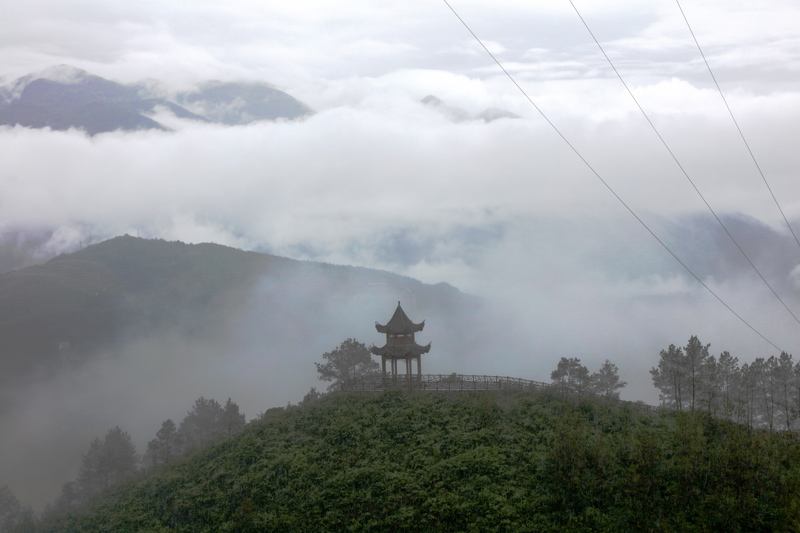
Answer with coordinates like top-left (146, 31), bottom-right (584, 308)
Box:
top-left (566, 0), bottom-right (800, 328)
top-left (675, 0), bottom-right (800, 251)
top-left (442, 0), bottom-right (783, 352)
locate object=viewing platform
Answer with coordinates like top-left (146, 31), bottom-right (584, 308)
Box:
top-left (342, 373), bottom-right (560, 393)
top-left (339, 373), bottom-right (665, 415)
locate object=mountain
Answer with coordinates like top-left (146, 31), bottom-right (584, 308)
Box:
top-left (175, 81), bottom-right (314, 125)
top-left (421, 94), bottom-right (520, 123)
top-left (0, 235), bottom-right (492, 510)
top-left (0, 65), bottom-right (313, 135)
top-left (0, 235), bottom-right (480, 389)
top-left (476, 107), bottom-right (520, 122)
top-left (36, 391), bottom-right (800, 531)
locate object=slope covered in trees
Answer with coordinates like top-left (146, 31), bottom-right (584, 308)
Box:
top-left (45, 397), bottom-right (246, 515)
top-left (0, 235), bottom-right (478, 392)
top-left (35, 390), bottom-right (800, 532)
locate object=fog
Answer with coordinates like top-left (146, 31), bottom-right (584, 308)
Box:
top-left (2, 0), bottom-right (800, 511)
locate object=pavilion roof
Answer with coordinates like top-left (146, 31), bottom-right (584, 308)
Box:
top-left (370, 342), bottom-right (431, 358)
top-left (375, 301), bottom-right (425, 334)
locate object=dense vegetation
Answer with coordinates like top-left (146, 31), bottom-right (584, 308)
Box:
top-left (32, 390), bottom-right (800, 532)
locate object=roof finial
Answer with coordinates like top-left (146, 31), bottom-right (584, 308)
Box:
top-left (398, 300), bottom-right (401, 306)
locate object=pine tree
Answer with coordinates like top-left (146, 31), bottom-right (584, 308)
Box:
top-left (221, 398), bottom-right (246, 437)
top-left (683, 336), bottom-right (710, 411)
top-left (77, 438), bottom-right (105, 496)
top-left (103, 427), bottom-right (139, 486)
top-left (776, 352), bottom-right (795, 431)
top-left (651, 344), bottom-right (686, 411)
top-left (0, 485), bottom-right (34, 533)
top-left (315, 339), bottom-right (379, 391)
top-left (550, 357), bottom-right (592, 399)
top-left (76, 427), bottom-right (138, 500)
top-left (591, 359), bottom-right (627, 400)
top-left (717, 351), bottom-right (740, 421)
top-left (144, 419), bottom-right (178, 468)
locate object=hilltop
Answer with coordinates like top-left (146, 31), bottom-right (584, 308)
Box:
top-left (36, 390), bottom-right (800, 532)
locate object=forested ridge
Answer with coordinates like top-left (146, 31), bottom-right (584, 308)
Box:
top-left (27, 389), bottom-right (800, 532)
top-left (0, 235), bottom-right (477, 389)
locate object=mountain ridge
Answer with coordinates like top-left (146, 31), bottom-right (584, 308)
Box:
top-left (0, 66), bottom-right (313, 135)
top-left (0, 235), bottom-right (480, 388)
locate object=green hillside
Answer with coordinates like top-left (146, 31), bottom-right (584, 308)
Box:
top-left (37, 390), bottom-right (800, 532)
top-left (0, 236), bottom-right (279, 378)
top-left (0, 235), bottom-right (477, 386)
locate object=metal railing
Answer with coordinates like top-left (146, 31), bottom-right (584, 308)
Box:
top-left (340, 374), bottom-right (553, 392)
top-left (338, 374), bottom-right (669, 415)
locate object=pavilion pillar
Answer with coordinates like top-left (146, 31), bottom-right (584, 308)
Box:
top-left (382, 356), bottom-right (386, 382)
top-left (417, 356), bottom-right (421, 377)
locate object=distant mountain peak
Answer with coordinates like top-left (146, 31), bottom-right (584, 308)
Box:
top-left (176, 80), bottom-right (313, 125)
top-left (0, 66), bottom-right (314, 134)
top-left (420, 94), bottom-right (470, 122)
top-left (476, 107), bottom-right (520, 122)
top-left (1, 65), bottom-right (94, 104)
top-left (420, 94), bottom-right (518, 123)
top-left (33, 64), bottom-right (92, 84)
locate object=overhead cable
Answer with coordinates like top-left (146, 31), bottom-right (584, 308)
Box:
top-left (442, 0), bottom-right (783, 352)
top-left (567, 0), bottom-right (800, 328)
top-left (675, 0), bottom-right (800, 251)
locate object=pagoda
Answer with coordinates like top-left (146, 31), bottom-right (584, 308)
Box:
top-left (371, 301), bottom-right (431, 383)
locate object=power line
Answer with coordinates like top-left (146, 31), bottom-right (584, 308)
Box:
top-left (674, 0), bottom-right (800, 251)
top-left (442, 0), bottom-right (783, 353)
top-left (566, 0), bottom-right (800, 329)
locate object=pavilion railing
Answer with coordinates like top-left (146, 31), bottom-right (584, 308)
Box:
top-left (339, 374), bottom-right (670, 415)
top-left (341, 374), bottom-right (551, 392)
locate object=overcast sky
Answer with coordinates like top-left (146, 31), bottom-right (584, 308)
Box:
top-left (3, 0), bottom-right (800, 486)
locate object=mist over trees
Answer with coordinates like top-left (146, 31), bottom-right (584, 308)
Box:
top-left (550, 357), bottom-right (627, 400)
top-left (75, 427), bottom-right (138, 499)
top-left (0, 486), bottom-right (34, 533)
top-left (44, 396), bottom-right (246, 518)
top-left (175, 397), bottom-right (246, 452)
top-left (13, 333), bottom-right (800, 533)
top-left (651, 335), bottom-right (800, 431)
top-left (143, 419), bottom-right (177, 469)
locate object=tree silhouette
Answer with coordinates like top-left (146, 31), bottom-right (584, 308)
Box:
top-left (315, 338), bottom-right (379, 391)
top-left (592, 359), bottom-right (627, 400)
top-left (550, 357), bottom-right (591, 399)
top-left (76, 427), bottom-right (138, 498)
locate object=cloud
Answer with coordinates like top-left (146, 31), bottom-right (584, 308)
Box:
top-left (1, 66), bottom-right (799, 282)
